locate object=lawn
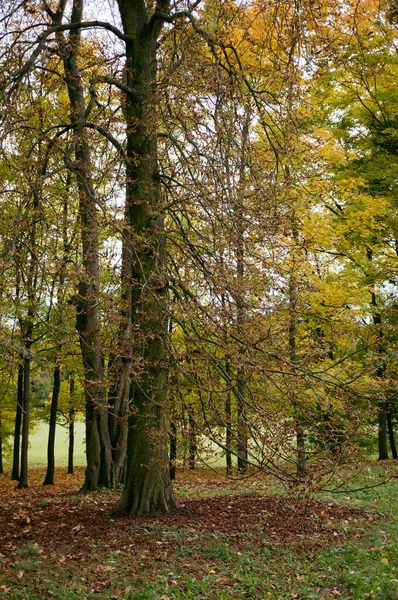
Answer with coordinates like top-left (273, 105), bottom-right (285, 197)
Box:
top-left (1, 462), bottom-right (398, 599)
top-left (23, 421), bottom-right (87, 467)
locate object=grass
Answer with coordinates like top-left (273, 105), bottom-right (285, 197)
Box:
top-left (2, 421), bottom-right (87, 467)
top-left (1, 462), bottom-right (398, 599)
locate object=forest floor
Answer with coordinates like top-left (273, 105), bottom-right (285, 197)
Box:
top-left (1, 463), bottom-right (398, 599)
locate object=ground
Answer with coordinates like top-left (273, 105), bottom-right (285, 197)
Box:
top-left (1, 464), bottom-right (398, 599)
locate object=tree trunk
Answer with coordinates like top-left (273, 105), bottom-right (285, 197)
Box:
top-left (11, 363), bottom-right (23, 481)
top-left (67, 374), bottom-right (75, 475)
top-left (236, 376), bottom-right (248, 472)
top-left (371, 292), bottom-right (388, 461)
top-left (235, 119), bottom-right (249, 474)
top-left (387, 406), bottom-right (397, 459)
top-left (110, 1), bottom-right (176, 516)
top-left (188, 410), bottom-right (197, 470)
top-left (0, 413), bottom-right (3, 475)
top-left (18, 352), bottom-right (31, 488)
top-left (43, 362), bottom-right (61, 485)
top-left (225, 368), bottom-right (233, 475)
top-left (378, 403), bottom-right (389, 460)
top-left (107, 356), bottom-right (131, 487)
top-left (289, 287), bottom-right (306, 477)
top-left (50, 0), bottom-right (113, 490)
top-left (169, 415), bottom-right (177, 481)
top-left (68, 408), bottom-right (75, 475)
top-left (107, 197), bottom-right (133, 487)
top-left (288, 208), bottom-right (306, 478)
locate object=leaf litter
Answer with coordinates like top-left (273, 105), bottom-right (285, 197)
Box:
top-left (0, 467), bottom-right (371, 562)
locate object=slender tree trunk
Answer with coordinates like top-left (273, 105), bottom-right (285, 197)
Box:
top-left (169, 414), bottom-right (177, 481)
top-left (387, 406), bottom-right (397, 459)
top-left (0, 413), bottom-right (3, 475)
top-left (371, 291), bottom-right (389, 461)
top-left (67, 375), bottom-right (75, 475)
top-left (221, 292), bottom-right (233, 475)
top-left (225, 367), bottom-right (233, 475)
top-left (378, 404), bottom-right (389, 460)
top-left (107, 201), bottom-right (133, 487)
top-left (11, 363), bottom-right (23, 481)
top-left (49, 0), bottom-right (113, 490)
top-left (235, 119), bottom-right (249, 474)
top-left (68, 408), bottom-right (75, 475)
top-left (43, 362), bottom-right (61, 485)
top-left (188, 409), bottom-right (197, 470)
top-left (110, 1), bottom-right (176, 516)
top-left (236, 376), bottom-right (248, 472)
top-left (107, 356), bottom-right (131, 487)
top-left (288, 211), bottom-right (306, 478)
top-left (18, 350), bottom-right (31, 489)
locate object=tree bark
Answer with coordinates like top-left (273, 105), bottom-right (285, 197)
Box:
top-left (18, 351), bottom-right (31, 489)
top-left (67, 373), bottom-right (75, 475)
top-left (387, 406), bottom-right (397, 459)
top-left (288, 211), bottom-right (306, 478)
top-left (378, 404), bottom-right (389, 460)
top-left (188, 409), bottom-right (197, 470)
top-left (0, 413), bottom-right (3, 475)
top-left (110, 0), bottom-right (176, 516)
top-left (11, 363), bottom-right (23, 481)
top-left (225, 365), bottom-right (233, 475)
top-left (371, 292), bottom-right (389, 461)
top-left (235, 119), bottom-right (249, 474)
top-left (68, 408), bottom-right (75, 475)
top-left (43, 362), bottom-right (61, 485)
top-left (169, 414), bottom-right (177, 481)
top-left (107, 354), bottom-right (131, 487)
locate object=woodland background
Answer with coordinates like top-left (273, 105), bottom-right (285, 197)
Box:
top-left (0, 0), bottom-right (398, 513)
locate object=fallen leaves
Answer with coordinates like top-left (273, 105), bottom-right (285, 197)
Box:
top-left (0, 466), bottom-right (372, 568)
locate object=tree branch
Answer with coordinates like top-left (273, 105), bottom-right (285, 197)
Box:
top-left (98, 75), bottom-right (139, 102)
top-left (11, 20), bottom-right (131, 82)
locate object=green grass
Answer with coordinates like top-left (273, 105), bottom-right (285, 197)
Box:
top-left (3, 421), bottom-right (87, 467)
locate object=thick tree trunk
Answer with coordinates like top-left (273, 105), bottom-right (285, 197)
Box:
top-left (11, 364), bottom-right (23, 481)
top-left (18, 352), bottom-right (31, 489)
top-left (43, 362), bottom-right (61, 485)
top-left (110, 396), bottom-right (176, 516)
top-left (110, 1), bottom-right (176, 516)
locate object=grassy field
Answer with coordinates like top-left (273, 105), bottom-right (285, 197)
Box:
top-left (1, 461), bottom-right (398, 599)
top-left (3, 421), bottom-right (233, 470)
top-left (3, 421), bottom-right (87, 468)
